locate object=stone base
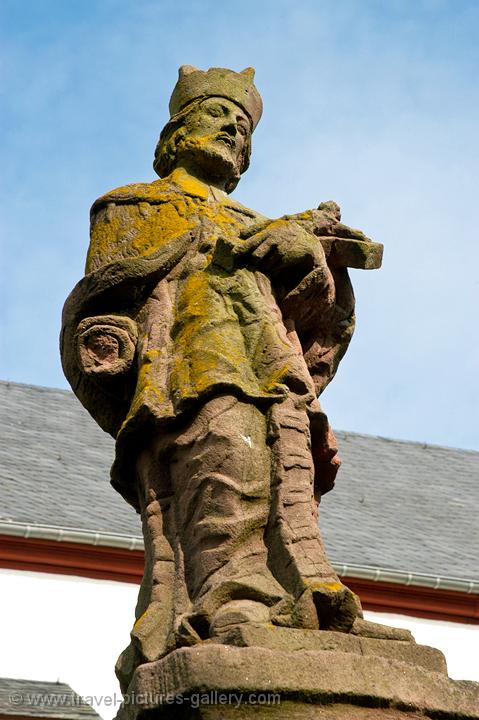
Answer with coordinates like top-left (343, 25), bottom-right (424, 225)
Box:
top-left (117, 627), bottom-right (479, 720)
top-left (121, 704), bottom-right (465, 720)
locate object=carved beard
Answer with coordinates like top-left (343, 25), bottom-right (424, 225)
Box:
top-left (175, 134), bottom-right (241, 188)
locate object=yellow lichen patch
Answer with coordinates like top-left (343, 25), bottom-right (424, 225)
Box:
top-left (200, 201), bottom-right (238, 231)
top-left (130, 200), bottom-right (192, 256)
top-left (305, 579), bottom-right (345, 593)
top-left (169, 270), bottom-right (258, 400)
top-left (123, 348), bottom-right (167, 427)
top-left (294, 210), bottom-right (314, 222)
top-left (172, 169), bottom-right (209, 199)
top-left (263, 218), bottom-right (289, 231)
top-left (133, 606), bottom-right (152, 631)
top-left (176, 271), bottom-right (211, 310)
top-left (178, 134), bottom-right (220, 155)
top-left (86, 197), bottom-right (195, 272)
top-left (86, 204), bottom-right (127, 272)
top-left (139, 350), bottom-right (164, 393)
top-left (262, 365), bottom-right (290, 392)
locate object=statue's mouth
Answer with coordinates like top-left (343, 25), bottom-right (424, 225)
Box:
top-left (216, 133), bottom-right (235, 149)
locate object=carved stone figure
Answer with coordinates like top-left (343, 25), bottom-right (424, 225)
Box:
top-left (62, 66), bottom-right (384, 691)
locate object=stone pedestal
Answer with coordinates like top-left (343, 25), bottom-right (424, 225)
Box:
top-left (117, 626), bottom-right (479, 719)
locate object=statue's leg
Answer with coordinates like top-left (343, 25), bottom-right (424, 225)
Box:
top-left (266, 396), bottom-right (359, 631)
top-left (115, 454), bottom-right (177, 693)
top-left (167, 394), bottom-right (288, 637)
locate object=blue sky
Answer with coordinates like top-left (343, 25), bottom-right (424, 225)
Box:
top-left (1, 0), bottom-right (478, 450)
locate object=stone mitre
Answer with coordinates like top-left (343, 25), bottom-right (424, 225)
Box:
top-left (169, 65), bottom-right (263, 129)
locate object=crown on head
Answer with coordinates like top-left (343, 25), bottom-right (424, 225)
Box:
top-left (169, 65), bottom-right (263, 130)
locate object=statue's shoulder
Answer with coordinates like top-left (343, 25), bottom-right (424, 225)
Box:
top-left (91, 177), bottom-right (175, 215)
top-left (87, 177), bottom-right (183, 273)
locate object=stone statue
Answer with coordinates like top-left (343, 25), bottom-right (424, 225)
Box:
top-left (62, 67), bottom-right (479, 720)
top-left (62, 64), bottom-right (407, 696)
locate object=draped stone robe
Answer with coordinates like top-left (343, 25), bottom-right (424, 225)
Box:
top-left (61, 167), bottom-right (357, 686)
top-left (62, 167), bottom-right (355, 507)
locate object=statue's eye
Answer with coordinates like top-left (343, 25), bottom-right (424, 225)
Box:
top-left (207, 105), bottom-right (222, 118)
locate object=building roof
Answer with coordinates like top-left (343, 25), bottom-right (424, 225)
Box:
top-left (1, 381), bottom-right (136, 537)
top-left (1, 380), bottom-right (478, 585)
top-left (0, 678), bottom-right (101, 719)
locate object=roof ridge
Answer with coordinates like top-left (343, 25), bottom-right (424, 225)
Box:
top-left (2, 380), bottom-right (478, 454)
top-left (0, 678), bottom-right (72, 686)
top-left (335, 428), bottom-right (479, 455)
top-left (0, 379), bottom-right (71, 395)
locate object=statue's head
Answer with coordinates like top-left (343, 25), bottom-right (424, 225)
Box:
top-left (154, 66), bottom-right (263, 193)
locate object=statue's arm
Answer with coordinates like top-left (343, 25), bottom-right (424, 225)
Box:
top-left (283, 202), bottom-right (383, 395)
top-left (230, 203), bottom-right (379, 394)
top-left (218, 216), bottom-right (337, 334)
top-left (61, 200), bottom-right (192, 436)
top-left (257, 220), bottom-right (356, 396)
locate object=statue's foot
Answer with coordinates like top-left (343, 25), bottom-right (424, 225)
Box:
top-left (351, 617), bottom-right (415, 642)
top-left (304, 579), bottom-right (361, 632)
top-left (268, 582), bottom-right (361, 633)
top-left (210, 599), bottom-right (270, 637)
top-left (270, 590), bottom-right (319, 630)
top-left (174, 614), bottom-right (206, 647)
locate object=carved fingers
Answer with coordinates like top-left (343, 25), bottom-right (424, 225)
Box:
top-left (309, 206), bottom-right (370, 242)
top-left (213, 219), bottom-right (326, 281)
top-left (248, 219), bottom-right (327, 279)
top-left (290, 207), bottom-right (382, 270)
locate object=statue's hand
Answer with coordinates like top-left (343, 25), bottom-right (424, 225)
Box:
top-left (293, 201), bottom-right (370, 243)
top-left (289, 202), bottom-right (382, 270)
top-left (232, 218), bottom-right (329, 289)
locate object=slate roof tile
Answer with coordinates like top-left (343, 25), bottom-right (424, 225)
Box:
top-left (0, 678), bottom-right (101, 719)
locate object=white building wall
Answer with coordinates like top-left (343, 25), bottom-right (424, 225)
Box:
top-left (1, 569), bottom-right (478, 720)
top-left (1, 569), bottom-right (137, 719)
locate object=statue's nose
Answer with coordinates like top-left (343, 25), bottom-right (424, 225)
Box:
top-left (221, 120), bottom-right (238, 136)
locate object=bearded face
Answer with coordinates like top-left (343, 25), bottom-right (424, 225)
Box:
top-left (155, 97), bottom-right (252, 192)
